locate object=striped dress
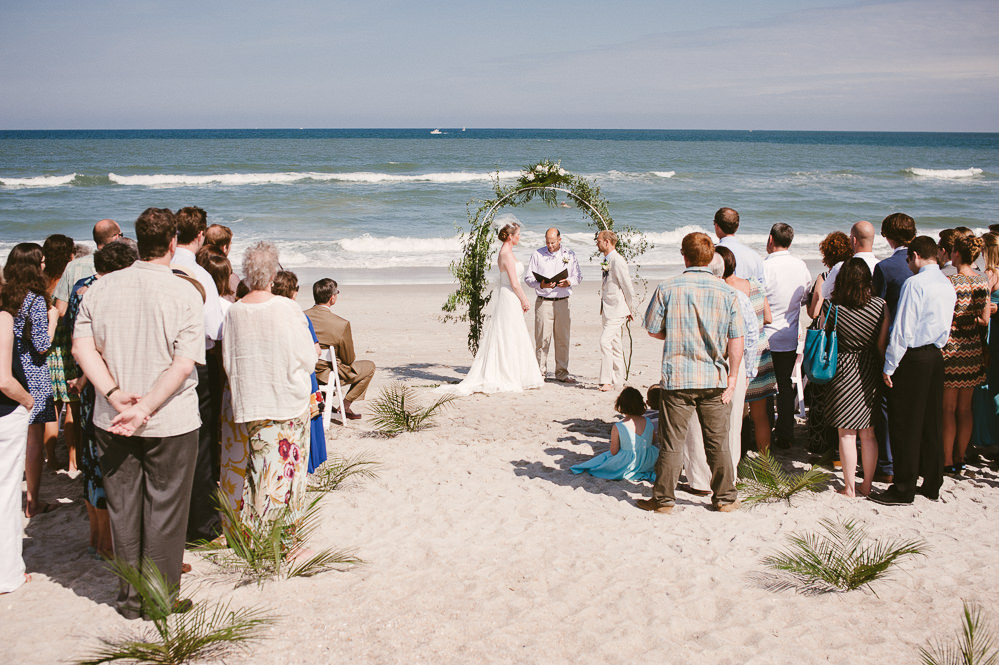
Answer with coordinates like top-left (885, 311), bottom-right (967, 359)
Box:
top-left (745, 278), bottom-right (776, 402)
top-left (825, 297), bottom-right (886, 430)
top-left (942, 273), bottom-right (989, 389)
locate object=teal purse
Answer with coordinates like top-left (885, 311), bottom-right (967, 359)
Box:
top-left (802, 304), bottom-right (838, 385)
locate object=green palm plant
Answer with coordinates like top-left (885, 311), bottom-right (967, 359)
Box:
top-left (369, 383), bottom-right (457, 437)
top-left (761, 518), bottom-right (926, 593)
top-left (737, 450), bottom-right (831, 505)
top-left (200, 491), bottom-right (361, 585)
top-left (920, 601), bottom-right (999, 665)
top-left (308, 453), bottom-right (380, 493)
top-left (77, 558), bottom-right (273, 665)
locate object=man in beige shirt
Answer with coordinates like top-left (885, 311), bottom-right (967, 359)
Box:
top-left (73, 207), bottom-right (205, 619)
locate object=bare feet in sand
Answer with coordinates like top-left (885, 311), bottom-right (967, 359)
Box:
top-left (599, 384), bottom-right (613, 392)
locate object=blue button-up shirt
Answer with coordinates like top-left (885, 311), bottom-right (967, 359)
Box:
top-left (883, 263), bottom-right (956, 376)
top-left (643, 267), bottom-right (745, 390)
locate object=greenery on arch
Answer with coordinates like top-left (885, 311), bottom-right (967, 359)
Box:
top-left (442, 160), bottom-right (651, 355)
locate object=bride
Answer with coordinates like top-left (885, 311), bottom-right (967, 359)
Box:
top-left (444, 216), bottom-right (543, 395)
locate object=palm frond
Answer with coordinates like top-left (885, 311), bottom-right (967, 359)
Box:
top-left (77, 559), bottom-right (274, 665)
top-left (200, 490), bottom-right (362, 584)
top-left (369, 383), bottom-right (457, 437)
top-left (309, 453), bottom-right (380, 493)
top-left (761, 518), bottom-right (927, 593)
top-left (737, 450), bottom-right (831, 505)
top-left (920, 601), bottom-right (999, 665)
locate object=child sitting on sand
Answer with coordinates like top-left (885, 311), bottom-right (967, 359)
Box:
top-left (645, 384), bottom-right (662, 447)
top-left (570, 387), bottom-right (657, 481)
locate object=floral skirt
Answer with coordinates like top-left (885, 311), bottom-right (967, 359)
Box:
top-left (241, 409), bottom-right (310, 526)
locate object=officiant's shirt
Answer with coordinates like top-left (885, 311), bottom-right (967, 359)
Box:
top-left (525, 246), bottom-right (583, 298)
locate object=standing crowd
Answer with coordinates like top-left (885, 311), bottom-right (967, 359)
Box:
top-left (0, 207), bottom-right (375, 619)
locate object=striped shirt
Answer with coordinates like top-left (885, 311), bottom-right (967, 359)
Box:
top-left (643, 267), bottom-right (745, 390)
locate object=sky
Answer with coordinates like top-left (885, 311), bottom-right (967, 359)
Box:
top-left (1, 0), bottom-right (997, 131)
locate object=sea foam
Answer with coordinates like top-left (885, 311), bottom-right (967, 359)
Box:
top-left (907, 167), bottom-right (983, 179)
top-left (0, 173), bottom-right (78, 188)
top-left (106, 170), bottom-right (524, 187)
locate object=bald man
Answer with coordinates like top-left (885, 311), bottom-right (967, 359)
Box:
top-left (525, 228), bottom-right (583, 382)
top-left (821, 220), bottom-right (879, 299)
top-left (54, 219), bottom-right (122, 317)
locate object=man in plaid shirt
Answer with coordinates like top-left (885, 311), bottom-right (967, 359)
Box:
top-left (639, 232), bottom-right (745, 513)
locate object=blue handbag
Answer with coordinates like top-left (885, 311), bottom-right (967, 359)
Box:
top-left (803, 304), bottom-right (838, 385)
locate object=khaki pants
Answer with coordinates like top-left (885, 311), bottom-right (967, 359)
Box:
top-left (653, 388), bottom-right (737, 508)
top-left (682, 359), bottom-right (747, 492)
top-left (534, 297), bottom-right (571, 380)
top-left (599, 314), bottom-right (629, 385)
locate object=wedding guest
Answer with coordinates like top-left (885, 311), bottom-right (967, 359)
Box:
top-left (821, 259), bottom-right (889, 497)
top-left (3, 244), bottom-right (57, 518)
top-left (42, 233), bottom-right (77, 472)
top-left (848, 221), bottom-right (879, 273)
top-left (681, 251), bottom-right (758, 495)
top-left (306, 279), bottom-right (377, 418)
top-left (570, 387), bottom-right (656, 481)
top-left (222, 242), bottom-right (314, 526)
top-left (204, 223), bottom-right (241, 295)
top-left (53, 220), bottom-right (122, 317)
top-left (871, 212), bottom-right (918, 484)
top-left (73, 207), bottom-right (205, 618)
top-left (806, 231), bottom-right (854, 457)
top-left (937, 229), bottom-right (959, 277)
top-left (0, 305), bottom-right (34, 593)
top-left (271, 271), bottom-right (326, 473)
top-left (196, 247), bottom-right (236, 303)
top-left (974, 232), bottom-right (999, 450)
top-left (173, 206), bottom-right (225, 543)
top-left (525, 228), bottom-right (582, 383)
top-left (807, 231), bottom-right (853, 319)
top-left (595, 230), bottom-right (635, 391)
top-left (713, 207), bottom-right (765, 283)
top-left (66, 240), bottom-right (139, 560)
top-left (763, 223), bottom-right (811, 449)
top-left (941, 235), bottom-right (990, 475)
top-left (639, 232), bottom-right (744, 514)
top-left (872, 236), bottom-right (954, 505)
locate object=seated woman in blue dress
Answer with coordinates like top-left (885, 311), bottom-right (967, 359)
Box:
top-left (571, 387), bottom-right (657, 481)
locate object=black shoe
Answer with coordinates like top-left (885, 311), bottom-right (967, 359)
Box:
top-left (869, 487), bottom-right (914, 506)
top-left (916, 485), bottom-right (940, 501)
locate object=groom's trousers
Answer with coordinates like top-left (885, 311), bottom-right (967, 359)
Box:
top-left (598, 313), bottom-right (628, 385)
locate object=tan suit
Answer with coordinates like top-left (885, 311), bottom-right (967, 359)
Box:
top-left (305, 304), bottom-right (375, 402)
top-left (598, 250), bottom-right (635, 385)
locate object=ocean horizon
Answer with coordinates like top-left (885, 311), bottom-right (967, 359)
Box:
top-left (2, 128), bottom-right (996, 284)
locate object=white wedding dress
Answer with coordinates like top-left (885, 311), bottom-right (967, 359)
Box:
top-left (444, 261), bottom-right (543, 395)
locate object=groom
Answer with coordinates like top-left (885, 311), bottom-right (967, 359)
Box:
top-left (596, 230), bottom-right (635, 391)
top-left (525, 228), bottom-right (582, 383)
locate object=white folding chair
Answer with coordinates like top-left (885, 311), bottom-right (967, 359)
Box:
top-left (320, 347), bottom-right (347, 430)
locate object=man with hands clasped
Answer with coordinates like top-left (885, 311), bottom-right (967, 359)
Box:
top-left (596, 230), bottom-right (635, 391)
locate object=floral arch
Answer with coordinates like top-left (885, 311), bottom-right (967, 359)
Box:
top-left (442, 160), bottom-right (649, 355)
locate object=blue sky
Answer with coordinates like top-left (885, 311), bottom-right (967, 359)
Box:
top-left (1, 0), bottom-right (996, 131)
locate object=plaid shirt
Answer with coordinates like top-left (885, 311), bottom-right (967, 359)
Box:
top-left (643, 267), bottom-right (745, 390)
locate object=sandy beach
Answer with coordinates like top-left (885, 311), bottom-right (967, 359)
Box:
top-left (6, 276), bottom-right (999, 665)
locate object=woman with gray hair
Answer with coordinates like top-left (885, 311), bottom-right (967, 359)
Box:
top-left (221, 242), bottom-right (315, 527)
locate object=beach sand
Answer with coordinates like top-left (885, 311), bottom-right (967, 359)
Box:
top-left (6, 277), bottom-right (999, 664)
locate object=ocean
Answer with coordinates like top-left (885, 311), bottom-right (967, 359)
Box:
top-left (1, 129), bottom-right (997, 284)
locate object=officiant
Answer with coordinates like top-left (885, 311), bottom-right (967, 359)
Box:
top-left (525, 228), bottom-right (582, 383)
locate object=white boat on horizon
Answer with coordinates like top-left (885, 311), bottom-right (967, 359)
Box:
top-left (430, 128), bottom-right (443, 135)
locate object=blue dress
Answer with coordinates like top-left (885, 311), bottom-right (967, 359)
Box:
top-left (13, 292), bottom-right (55, 425)
top-left (972, 288), bottom-right (999, 449)
top-left (571, 417), bottom-right (657, 481)
top-left (306, 318), bottom-right (327, 473)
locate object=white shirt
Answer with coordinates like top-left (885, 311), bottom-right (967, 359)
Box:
top-left (883, 263), bottom-right (956, 376)
top-left (763, 249), bottom-right (812, 353)
top-left (524, 246), bottom-right (582, 298)
top-left (718, 236), bottom-right (766, 284)
top-left (821, 251), bottom-right (881, 299)
top-left (172, 246), bottom-right (224, 346)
